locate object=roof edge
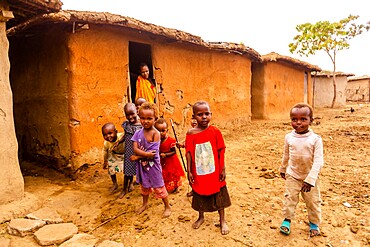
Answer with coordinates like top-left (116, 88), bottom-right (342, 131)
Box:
top-left (348, 75), bottom-right (370, 81)
top-left (261, 52), bottom-right (321, 71)
top-left (312, 70), bottom-right (355, 77)
top-left (7, 10), bottom-right (261, 62)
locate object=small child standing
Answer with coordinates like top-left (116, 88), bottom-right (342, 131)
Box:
top-left (102, 122), bottom-right (124, 193)
top-left (117, 103), bottom-right (142, 199)
top-left (155, 118), bottom-right (185, 193)
top-left (131, 102), bottom-right (171, 218)
top-left (279, 103), bottom-right (324, 237)
top-left (185, 100), bottom-right (231, 235)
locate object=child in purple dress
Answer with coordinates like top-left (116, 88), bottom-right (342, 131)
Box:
top-left (131, 102), bottom-right (171, 218)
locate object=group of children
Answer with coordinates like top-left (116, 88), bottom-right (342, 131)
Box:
top-left (101, 99), bottom-right (324, 238)
top-left (101, 99), bottom-right (231, 234)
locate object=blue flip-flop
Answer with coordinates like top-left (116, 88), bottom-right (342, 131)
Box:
top-left (280, 220), bottom-right (291, 235)
top-left (309, 222), bottom-right (320, 237)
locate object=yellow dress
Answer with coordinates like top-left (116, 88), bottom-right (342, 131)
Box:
top-left (135, 75), bottom-right (156, 103)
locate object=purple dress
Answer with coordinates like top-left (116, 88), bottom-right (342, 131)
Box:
top-left (131, 129), bottom-right (164, 188)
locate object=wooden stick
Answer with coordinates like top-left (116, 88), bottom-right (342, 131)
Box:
top-left (170, 119), bottom-right (187, 172)
top-left (89, 211), bottom-right (127, 232)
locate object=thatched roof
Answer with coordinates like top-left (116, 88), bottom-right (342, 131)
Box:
top-left (6, 0), bottom-right (62, 28)
top-left (261, 52), bottom-right (321, 72)
top-left (348, 75), bottom-right (370, 81)
top-left (6, 10), bottom-right (262, 62)
top-left (312, 70), bottom-right (355, 77)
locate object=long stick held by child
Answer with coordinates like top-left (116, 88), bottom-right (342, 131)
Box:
top-left (170, 118), bottom-right (187, 172)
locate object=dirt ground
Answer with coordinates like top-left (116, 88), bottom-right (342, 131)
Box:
top-left (1, 104), bottom-right (369, 246)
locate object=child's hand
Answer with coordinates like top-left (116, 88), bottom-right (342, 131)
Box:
top-left (176, 142), bottom-right (185, 148)
top-left (301, 182), bottom-right (313, 192)
top-left (112, 142), bottom-right (119, 150)
top-left (220, 166), bottom-right (226, 181)
top-left (130, 155), bottom-right (140, 161)
top-left (103, 162), bottom-right (108, 169)
top-left (280, 172), bottom-right (286, 180)
top-left (146, 150), bottom-right (156, 159)
top-left (188, 171), bottom-right (194, 184)
top-left (160, 153), bottom-right (166, 158)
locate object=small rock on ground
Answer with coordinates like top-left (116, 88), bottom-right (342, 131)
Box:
top-left (59, 233), bottom-right (98, 247)
top-left (7, 218), bottom-right (46, 237)
top-left (26, 207), bottom-right (63, 224)
top-left (34, 223), bottom-right (78, 246)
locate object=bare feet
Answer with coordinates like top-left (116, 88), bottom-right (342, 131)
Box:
top-left (162, 207), bottom-right (171, 218)
top-left (192, 218), bottom-right (205, 229)
top-left (170, 187), bottom-right (179, 194)
top-left (220, 221), bottom-right (230, 235)
top-left (118, 190), bottom-right (127, 199)
top-left (109, 184), bottom-right (118, 193)
top-left (128, 184), bottom-right (134, 192)
top-left (136, 205), bottom-right (148, 215)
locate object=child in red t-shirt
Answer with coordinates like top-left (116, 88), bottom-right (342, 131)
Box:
top-left (185, 100), bottom-right (231, 235)
top-left (155, 118), bottom-right (185, 193)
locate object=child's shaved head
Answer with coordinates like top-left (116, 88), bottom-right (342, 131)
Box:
top-left (124, 102), bottom-right (136, 113)
top-left (290, 103), bottom-right (313, 119)
top-left (102, 122), bottom-right (116, 133)
top-left (192, 100), bottom-right (210, 114)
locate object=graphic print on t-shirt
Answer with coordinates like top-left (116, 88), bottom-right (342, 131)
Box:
top-left (195, 141), bottom-right (215, 175)
top-left (137, 138), bottom-right (154, 170)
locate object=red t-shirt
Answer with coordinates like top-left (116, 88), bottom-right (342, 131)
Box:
top-left (185, 125), bottom-right (226, 195)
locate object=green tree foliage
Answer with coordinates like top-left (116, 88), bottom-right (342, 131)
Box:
top-left (289, 15), bottom-right (370, 108)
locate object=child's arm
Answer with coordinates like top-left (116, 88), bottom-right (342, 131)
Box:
top-left (185, 130), bottom-right (195, 183)
top-left (218, 147), bottom-right (226, 181)
top-left (112, 131), bottom-right (125, 150)
top-left (280, 135), bottom-right (289, 179)
top-left (186, 151), bottom-right (194, 184)
top-left (129, 154), bottom-right (141, 161)
top-left (132, 141), bottom-right (156, 160)
top-left (303, 136), bottom-right (324, 190)
top-left (103, 146), bottom-right (108, 169)
top-left (160, 147), bottom-right (176, 159)
top-left (176, 141), bottom-right (185, 149)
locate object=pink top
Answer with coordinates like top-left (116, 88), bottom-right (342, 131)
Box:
top-left (280, 129), bottom-right (324, 186)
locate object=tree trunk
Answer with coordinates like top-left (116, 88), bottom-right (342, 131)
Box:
top-left (331, 74), bottom-right (337, 108)
top-left (330, 58), bottom-right (337, 108)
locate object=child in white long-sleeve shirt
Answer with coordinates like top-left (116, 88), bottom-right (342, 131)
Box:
top-left (279, 103), bottom-right (324, 237)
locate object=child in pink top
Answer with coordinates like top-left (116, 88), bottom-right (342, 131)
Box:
top-left (279, 103), bottom-right (324, 237)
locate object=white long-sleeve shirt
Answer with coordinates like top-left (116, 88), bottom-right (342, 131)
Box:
top-left (280, 129), bottom-right (324, 186)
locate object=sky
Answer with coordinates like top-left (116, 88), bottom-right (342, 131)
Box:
top-left (61, 0), bottom-right (370, 76)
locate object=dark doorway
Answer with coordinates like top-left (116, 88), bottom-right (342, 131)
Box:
top-left (128, 42), bottom-right (153, 102)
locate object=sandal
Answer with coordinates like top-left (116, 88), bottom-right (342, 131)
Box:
top-left (280, 220), bottom-right (291, 235)
top-left (309, 222), bottom-right (320, 237)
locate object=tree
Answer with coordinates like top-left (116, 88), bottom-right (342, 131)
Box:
top-left (289, 15), bottom-right (370, 108)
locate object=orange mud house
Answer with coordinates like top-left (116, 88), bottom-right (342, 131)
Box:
top-left (8, 11), bottom-right (261, 173)
top-left (251, 52), bottom-right (321, 120)
top-left (346, 75), bottom-right (370, 102)
top-left (312, 71), bottom-right (354, 108)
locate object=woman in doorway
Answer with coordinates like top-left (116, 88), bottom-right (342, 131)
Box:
top-left (135, 63), bottom-right (156, 103)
